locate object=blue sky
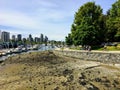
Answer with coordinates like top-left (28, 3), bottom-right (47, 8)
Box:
top-left (0, 0), bottom-right (116, 40)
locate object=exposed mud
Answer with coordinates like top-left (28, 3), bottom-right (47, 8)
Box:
top-left (0, 51), bottom-right (120, 90)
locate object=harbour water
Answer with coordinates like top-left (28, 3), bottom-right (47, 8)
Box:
top-left (0, 45), bottom-right (56, 61)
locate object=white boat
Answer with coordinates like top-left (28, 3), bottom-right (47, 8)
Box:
top-left (32, 45), bottom-right (39, 50)
top-left (13, 48), bottom-right (22, 53)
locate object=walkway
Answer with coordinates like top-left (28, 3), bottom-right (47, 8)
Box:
top-left (55, 48), bottom-right (120, 53)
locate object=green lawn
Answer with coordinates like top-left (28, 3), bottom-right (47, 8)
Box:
top-left (96, 45), bottom-right (120, 51)
top-left (70, 44), bottom-right (120, 51)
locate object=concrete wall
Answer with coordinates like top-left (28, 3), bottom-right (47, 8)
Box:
top-left (54, 50), bottom-right (120, 64)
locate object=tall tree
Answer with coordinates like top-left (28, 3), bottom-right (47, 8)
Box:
top-left (106, 0), bottom-right (120, 41)
top-left (65, 33), bottom-right (73, 45)
top-left (68, 2), bottom-right (105, 46)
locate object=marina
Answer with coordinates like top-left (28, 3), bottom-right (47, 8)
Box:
top-left (0, 44), bottom-right (55, 61)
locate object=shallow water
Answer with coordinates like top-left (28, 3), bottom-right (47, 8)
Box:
top-left (0, 45), bottom-right (55, 61)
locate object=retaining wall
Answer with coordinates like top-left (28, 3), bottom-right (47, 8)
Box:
top-left (54, 50), bottom-right (120, 63)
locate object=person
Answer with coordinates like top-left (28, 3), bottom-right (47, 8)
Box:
top-left (88, 46), bottom-right (91, 51)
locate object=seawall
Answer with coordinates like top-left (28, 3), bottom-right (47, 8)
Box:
top-left (54, 50), bottom-right (120, 64)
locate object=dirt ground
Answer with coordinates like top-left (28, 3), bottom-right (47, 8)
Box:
top-left (0, 51), bottom-right (120, 90)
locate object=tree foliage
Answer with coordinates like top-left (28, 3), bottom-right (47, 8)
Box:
top-left (66, 1), bottom-right (120, 46)
top-left (106, 0), bottom-right (120, 42)
top-left (65, 33), bottom-right (73, 45)
top-left (66, 2), bottom-right (106, 46)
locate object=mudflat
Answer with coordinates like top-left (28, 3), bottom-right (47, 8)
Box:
top-left (0, 51), bottom-right (120, 90)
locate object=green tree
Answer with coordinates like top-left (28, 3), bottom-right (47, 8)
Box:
top-left (68, 2), bottom-right (105, 46)
top-left (65, 34), bottom-right (73, 45)
top-left (106, 0), bottom-right (120, 41)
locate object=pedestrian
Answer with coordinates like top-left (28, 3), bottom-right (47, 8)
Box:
top-left (88, 46), bottom-right (91, 51)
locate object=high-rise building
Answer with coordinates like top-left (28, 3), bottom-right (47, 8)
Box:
top-left (23, 38), bottom-right (26, 42)
top-left (12, 35), bottom-right (16, 41)
top-left (40, 34), bottom-right (44, 43)
top-left (45, 36), bottom-right (48, 42)
top-left (17, 34), bottom-right (22, 41)
top-left (34, 37), bottom-right (40, 42)
top-left (29, 34), bottom-right (33, 42)
top-left (1, 31), bottom-right (10, 42)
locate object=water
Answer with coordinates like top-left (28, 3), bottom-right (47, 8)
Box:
top-left (0, 56), bottom-right (8, 61)
top-left (0, 54), bottom-right (17, 61)
top-left (38, 45), bottom-right (55, 51)
top-left (0, 45), bottom-right (56, 61)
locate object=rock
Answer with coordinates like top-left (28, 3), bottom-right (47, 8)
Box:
top-left (79, 72), bottom-right (86, 79)
top-left (79, 79), bottom-right (87, 86)
top-left (94, 78), bottom-right (101, 82)
top-left (104, 83), bottom-right (111, 88)
top-left (114, 80), bottom-right (119, 85)
top-left (67, 75), bottom-right (74, 82)
top-left (63, 69), bottom-right (73, 76)
top-left (54, 86), bottom-right (59, 90)
top-left (87, 83), bottom-right (99, 90)
top-left (61, 82), bottom-right (67, 86)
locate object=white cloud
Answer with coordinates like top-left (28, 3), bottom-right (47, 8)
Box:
top-left (0, 0), bottom-right (76, 40)
top-left (0, 6), bottom-right (72, 40)
top-left (0, 10), bottom-right (40, 29)
top-left (0, 0), bottom-right (115, 40)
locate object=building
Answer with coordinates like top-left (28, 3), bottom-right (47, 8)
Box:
top-left (45, 36), bottom-right (48, 42)
top-left (29, 34), bottom-right (33, 42)
top-left (23, 38), bottom-right (26, 42)
top-left (40, 34), bottom-right (44, 43)
top-left (12, 35), bottom-right (16, 41)
top-left (17, 34), bottom-right (22, 41)
top-left (34, 37), bottom-right (40, 43)
top-left (1, 31), bottom-right (10, 42)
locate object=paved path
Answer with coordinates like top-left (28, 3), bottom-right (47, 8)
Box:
top-left (55, 48), bottom-right (120, 53)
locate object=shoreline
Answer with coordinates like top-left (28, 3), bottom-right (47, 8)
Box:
top-left (0, 51), bottom-right (120, 90)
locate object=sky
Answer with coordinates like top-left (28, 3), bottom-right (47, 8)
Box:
top-left (0, 0), bottom-right (116, 41)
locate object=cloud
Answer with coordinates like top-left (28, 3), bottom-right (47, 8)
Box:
top-left (0, 10), bottom-right (39, 29)
top-left (0, 0), bottom-right (116, 41)
top-left (0, 0), bottom-right (75, 41)
top-left (0, 4), bottom-right (73, 41)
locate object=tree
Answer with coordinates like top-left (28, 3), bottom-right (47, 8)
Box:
top-left (67, 2), bottom-right (105, 46)
top-left (106, 0), bottom-right (120, 41)
top-left (65, 33), bottom-right (73, 45)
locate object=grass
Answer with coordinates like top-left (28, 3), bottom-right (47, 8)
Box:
top-left (69, 43), bottom-right (120, 51)
top-left (70, 46), bottom-right (82, 50)
top-left (97, 46), bottom-right (120, 51)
